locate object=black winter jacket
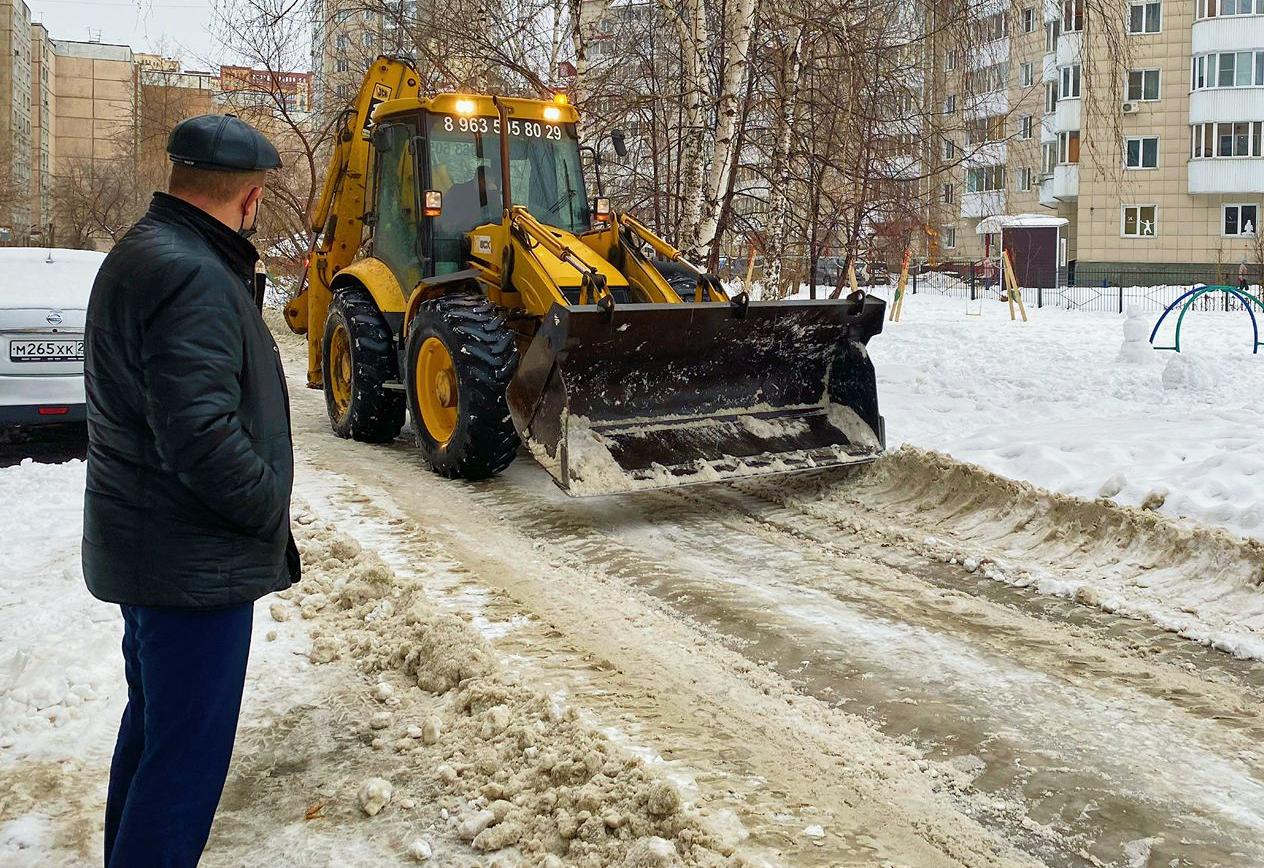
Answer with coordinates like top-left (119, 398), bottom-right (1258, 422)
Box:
top-left (82, 193), bottom-right (300, 608)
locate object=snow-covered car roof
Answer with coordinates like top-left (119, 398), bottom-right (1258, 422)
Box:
top-left (0, 248), bottom-right (106, 311)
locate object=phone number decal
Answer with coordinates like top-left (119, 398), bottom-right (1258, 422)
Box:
top-left (440, 115), bottom-right (562, 140)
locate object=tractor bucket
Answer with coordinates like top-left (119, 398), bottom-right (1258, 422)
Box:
top-left (506, 295), bottom-right (887, 496)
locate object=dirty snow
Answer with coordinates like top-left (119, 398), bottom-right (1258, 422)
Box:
top-left (859, 293), bottom-right (1264, 542)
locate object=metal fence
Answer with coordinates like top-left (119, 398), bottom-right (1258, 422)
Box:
top-left (905, 260), bottom-right (1262, 313)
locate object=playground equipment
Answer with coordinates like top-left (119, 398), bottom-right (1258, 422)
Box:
top-left (888, 249), bottom-right (911, 322)
top-left (1001, 250), bottom-right (1029, 322)
top-left (1149, 285), bottom-right (1264, 354)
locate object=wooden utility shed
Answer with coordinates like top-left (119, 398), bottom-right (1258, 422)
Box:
top-left (976, 214), bottom-right (1069, 289)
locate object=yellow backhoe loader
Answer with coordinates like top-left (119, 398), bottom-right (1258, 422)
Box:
top-left (285, 56), bottom-right (887, 496)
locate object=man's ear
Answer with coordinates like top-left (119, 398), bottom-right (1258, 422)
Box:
top-left (244, 185), bottom-right (264, 212)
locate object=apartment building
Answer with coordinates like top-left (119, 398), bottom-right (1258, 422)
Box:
top-left (937, 0), bottom-right (1264, 275)
top-left (1, 0), bottom-right (33, 234)
top-left (50, 40), bottom-right (138, 169)
top-left (30, 21), bottom-right (53, 231)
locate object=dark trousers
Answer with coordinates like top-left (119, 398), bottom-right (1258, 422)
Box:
top-left (105, 603), bottom-right (254, 867)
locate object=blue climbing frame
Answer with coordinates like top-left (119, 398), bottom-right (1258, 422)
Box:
top-left (1148, 284), bottom-right (1264, 354)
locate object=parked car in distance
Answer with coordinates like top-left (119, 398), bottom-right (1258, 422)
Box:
top-left (1, 248), bottom-right (105, 430)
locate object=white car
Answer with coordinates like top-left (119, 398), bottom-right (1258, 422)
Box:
top-left (0, 248), bottom-right (105, 429)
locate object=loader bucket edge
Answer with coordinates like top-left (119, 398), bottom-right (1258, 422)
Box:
top-left (507, 297), bottom-right (886, 496)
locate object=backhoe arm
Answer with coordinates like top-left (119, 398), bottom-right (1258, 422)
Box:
top-left (284, 56), bottom-right (421, 386)
top-left (616, 213), bottom-right (729, 303)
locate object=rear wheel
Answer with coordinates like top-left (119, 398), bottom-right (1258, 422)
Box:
top-left (322, 289), bottom-right (405, 443)
top-left (405, 293), bottom-right (519, 480)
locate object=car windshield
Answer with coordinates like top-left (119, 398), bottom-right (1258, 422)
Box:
top-left (426, 113), bottom-right (591, 238)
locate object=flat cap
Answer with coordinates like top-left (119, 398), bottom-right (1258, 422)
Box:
top-left (167, 114), bottom-right (282, 172)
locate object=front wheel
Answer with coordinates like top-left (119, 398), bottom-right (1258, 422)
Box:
top-left (405, 294), bottom-right (520, 480)
top-left (322, 289), bottom-right (405, 443)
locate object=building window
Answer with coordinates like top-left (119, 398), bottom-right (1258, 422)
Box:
top-left (943, 138), bottom-right (957, 159)
top-left (942, 183), bottom-right (955, 203)
top-left (966, 165), bottom-right (1006, 192)
top-left (335, 57), bottom-right (349, 72)
top-left (1197, 0), bottom-right (1264, 18)
top-left (1193, 51), bottom-right (1264, 89)
top-left (1062, 0), bottom-right (1083, 32)
top-left (1224, 204), bottom-right (1259, 236)
top-left (974, 12), bottom-right (1009, 42)
top-left (1128, 0), bottom-right (1161, 33)
top-left (1060, 64), bottom-right (1081, 98)
top-left (1192, 120), bottom-right (1264, 157)
top-left (363, 32), bottom-right (373, 47)
top-left (1046, 20), bottom-right (1060, 52)
top-left (944, 94), bottom-right (957, 114)
top-left (1045, 81), bottom-right (1059, 112)
top-left (1019, 115), bottom-right (1033, 139)
top-left (1058, 130), bottom-right (1081, 163)
top-left (1125, 135), bottom-right (1159, 168)
top-left (336, 34), bottom-right (349, 50)
top-left (1021, 62), bottom-right (1034, 86)
top-left (1018, 167), bottom-right (1034, 191)
top-left (1022, 7), bottom-right (1037, 32)
top-left (1122, 205), bottom-right (1157, 237)
top-left (1127, 69), bottom-right (1161, 101)
top-left (966, 115), bottom-right (1007, 145)
top-left (1042, 141), bottom-right (1058, 174)
top-left (943, 225), bottom-right (957, 248)
top-left (946, 50), bottom-right (958, 71)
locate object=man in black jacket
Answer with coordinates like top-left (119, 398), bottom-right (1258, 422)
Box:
top-left (83, 114), bottom-right (300, 867)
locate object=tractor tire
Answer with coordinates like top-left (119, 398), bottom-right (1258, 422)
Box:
top-left (405, 293), bottom-right (520, 480)
top-left (322, 289), bottom-right (405, 444)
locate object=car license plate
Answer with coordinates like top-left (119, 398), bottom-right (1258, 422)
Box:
top-left (9, 338), bottom-right (84, 362)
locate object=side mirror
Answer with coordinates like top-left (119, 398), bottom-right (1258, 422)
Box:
top-left (611, 129), bottom-right (627, 158)
top-left (594, 196), bottom-right (611, 222)
top-left (423, 190), bottom-right (443, 217)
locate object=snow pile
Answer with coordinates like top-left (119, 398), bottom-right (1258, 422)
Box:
top-left (277, 515), bottom-right (739, 865)
top-left (0, 459), bottom-right (121, 749)
top-left (788, 448), bottom-right (1264, 659)
top-left (865, 294), bottom-right (1264, 541)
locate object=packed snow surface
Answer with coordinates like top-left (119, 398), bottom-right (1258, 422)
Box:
top-left (860, 294), bottom-right (1264, 541)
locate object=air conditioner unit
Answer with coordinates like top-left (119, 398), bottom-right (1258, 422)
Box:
top-left (1122, 101), bottom-right (1139, 114)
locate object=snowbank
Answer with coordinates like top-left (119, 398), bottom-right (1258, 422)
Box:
top-left (864, 294), bottom-right (1264, 542)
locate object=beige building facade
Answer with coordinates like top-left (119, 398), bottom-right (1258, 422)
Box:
top-left (937, 0), bottom-right (1264, 277)
top-left (0, 0), bottom-right (33, 234)
top-left (31, 21), bottom-right (54, 232)
top-left (51, 40), bottom-right (138, 168)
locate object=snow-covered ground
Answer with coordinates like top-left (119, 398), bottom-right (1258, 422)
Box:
top-left (858, 292), bottom-right (1264, 542)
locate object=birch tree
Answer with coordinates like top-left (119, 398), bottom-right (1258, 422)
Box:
top-left (691, 0), bottom-right (759, 260)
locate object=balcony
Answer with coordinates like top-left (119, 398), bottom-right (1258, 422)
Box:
top-left (969, 38), bottom-right (1010, 70)
top-left (1054, 96), bottom-right (1081, 133)
top-left (1192, 16), bottom-right (1264, 54)
top-left (964, 90), bottom-right (1009, 119)
top-left (1189, 89), bottom-right (1264, 124)
top-left (961, 190), bottom-right (1006, 218)
top-left (1055, 31), bottom-right (1082, 67)
top-left (1040, 112), bottom-right (1057, 143)
top-left (963, 141), bottom-right (1007, 166)
top-left (1040, 164), bottom-right (1079, 204)
top-left (1042, 52), bottom-right (1057, 83)
top-left (1188, 158), bottom-right (1264, 193)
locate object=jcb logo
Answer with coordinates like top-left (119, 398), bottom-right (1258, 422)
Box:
top-left (361, 83), bottom-right (394, 139)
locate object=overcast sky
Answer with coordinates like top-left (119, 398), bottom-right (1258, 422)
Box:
top-left (28, 0), bottom-right (258, 70)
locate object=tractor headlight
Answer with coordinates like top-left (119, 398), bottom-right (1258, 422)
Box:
top-left (543, 106), bottom-right (561, 122)
top-left (455, 98), bottom-right (476, 115)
